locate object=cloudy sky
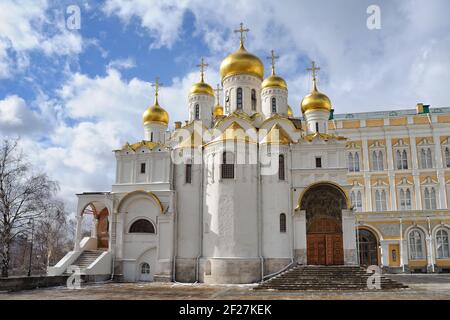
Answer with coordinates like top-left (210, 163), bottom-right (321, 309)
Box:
top-left (1, 0), bottom-right (449, 213)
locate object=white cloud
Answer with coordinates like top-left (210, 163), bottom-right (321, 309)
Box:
top-left (107, 57), bottom-right (136, 70)
top-left (0, 95), bottom-right (46, 135)
top-left (103, 0), bottom-right (450, 113)
top-left (0, 0), bottom-right (83, 79)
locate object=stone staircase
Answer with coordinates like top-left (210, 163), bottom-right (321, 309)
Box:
top-left (67, 250), bottom-right (104, 272)
top-left (255, 265), bottom-right (408, 291)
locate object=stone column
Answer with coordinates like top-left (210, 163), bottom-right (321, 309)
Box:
top-left (293, 210), bottom-right (307, 264)
top-left (116, 212), bottom-right (124, 259)
top-left (380, 240), bottom-right (390, 266)
top-left (74, 215), bottom-right (83, 251)
top-left (342, 209), bottom-right (357, 265)
top-left (92, 217), bottom-right (99, 238)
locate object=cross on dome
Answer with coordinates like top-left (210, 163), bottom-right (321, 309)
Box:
top-left (234, 22), bottom-right (250, 47)
top-left (196, 58), bottom-right (209, 82)
top-left (151, 77), bottom-right (163, 103)
top-left (267, 50), bottom-right (279, 75)
top-left (214, 83), bottom-right (223, 105)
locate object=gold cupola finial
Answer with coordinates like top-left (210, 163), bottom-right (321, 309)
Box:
top-left (234, 22), bottom-right (250, 48)
top-left (190, 58), bottom-right (214, 96)
top-left (300, 61), bottom-right (331, 114)
top-left (261, 49), bottom-right (287, 90)
top-left (143, 77), bottom-right (169, 125)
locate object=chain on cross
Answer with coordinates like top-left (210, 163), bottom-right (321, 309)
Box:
top-left (214, 84), bottom-right (223, 104)
top-left (152, 77), bottom-right (163, 100)
top-left (306, 61), bottom-right (320, 82)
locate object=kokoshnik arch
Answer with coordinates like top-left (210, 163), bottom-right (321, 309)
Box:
top-left (48, 23), bottom-right (450, 283)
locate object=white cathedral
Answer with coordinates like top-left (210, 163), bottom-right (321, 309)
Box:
top-left (49, 24), bottom-right (450, 283)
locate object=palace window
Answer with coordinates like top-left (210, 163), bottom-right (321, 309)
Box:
top-left (195, 104), bottom-right (200, 120)
top-left (399, 188), bottom-right (412, 210)
top-left (251, 89), bottom-right (257, 111)
top-left (348, 152), bottom-right (360, 172)
top-left (140, 163), bottom-right (146, 174)
top-left (236, 88), bottom-right (243, 109)
top-left (221, 152), bottom-right (234, 179)
top-left (185, 164), bottom-right (192, 184)
top-left (279, 213), bottom-right (287, 233)
top-left (436, 229), bottom-right (450, 259)
top-left (351, 190), bottom-right (362, 211)
top-left (278, 154), bottom-right (285, 180)
top-left (424, 187), bottom-right (437, 210)
top-left (372, 150), bottom-right (384, 171)
top-left (420, 148), bottom-right (433, 169)
top-left (445, 147), bottom-right (450, 168)
top-left (408, 229), bottom-right (425, 260)
top-left (129, 219), bottom-right (155, 234)
top-left (375, 189), bottom-right (387, 211)
top-left (271, 97), bottom-right (277, 113)
top-left (396, 149), bottom-right (408, 170)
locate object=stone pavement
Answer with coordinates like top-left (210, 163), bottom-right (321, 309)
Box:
top-left (1, 274), bottom-right (449, 300)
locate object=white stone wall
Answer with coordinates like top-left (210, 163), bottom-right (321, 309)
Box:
top-left (188, 94), bottom-right (214, 128)
top-left (261, 87), bottom-right (288, 119)
top-left (222, 74), bottom-right (262, 116)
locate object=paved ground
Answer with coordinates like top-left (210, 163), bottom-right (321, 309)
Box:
top-left (1, 274), bottom-right (450, 300)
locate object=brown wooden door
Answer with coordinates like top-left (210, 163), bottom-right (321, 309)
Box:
top-left (307, 233), bottom-right (343, 265)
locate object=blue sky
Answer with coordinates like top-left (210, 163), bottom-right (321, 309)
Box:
top-left (1, 0), bottom-right (449, 213)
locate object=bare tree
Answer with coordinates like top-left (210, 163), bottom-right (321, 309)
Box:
top-left (0, 139), bottom-right (59, 277)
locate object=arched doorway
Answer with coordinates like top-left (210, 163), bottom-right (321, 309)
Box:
top-left (301, 183), bottom-right (348, 265)
top-left (358, 228), bottom-right (379, 266)
top-left (96, 208), bottom-right (109, 249)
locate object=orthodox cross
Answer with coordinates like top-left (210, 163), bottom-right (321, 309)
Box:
top-left (267, 50), bottom-right (279, 75)
top-left (234, 22), bottom-right (249, 46)
top-left (214, 83), bottom-right (223, 104)
top-left (306, 61), bottom-right (320, 82)
top-left (151, 77), bottom-right (163, 102)
top-left (196, 58), bottom-right (208, 82)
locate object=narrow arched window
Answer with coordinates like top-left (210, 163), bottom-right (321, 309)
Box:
top-left (195, 104), bottom-right (200, 120)
top-left (405, 189), bottom-right (412, 210)
top-left (221, 152), bottom-right (234, 179)
top-left (426, 148), bottom-right (433, 168)
top-left (375, 190), bottom-right (382, 211)
top-left (445, 147), bottom-right (450, 168)
top-left (400, 189), bottom-right (405, 210)
top-left (348, 153), bottom-right (354, 172)
top-left (436, 229), bottom-right (450, 259)
top-left (129, 219), bottom-right (155, 233)
top-left (402, 150), bottom-right (408, 169)
top-left (378, 151), bottom-right (384, 170)
top-left (372, 151), bottom-right (378, 171)
top-left (424, 187), bottom-right (437, 210)
top-left (396, 150), bottom-right (402, 170)
top-left (356, 191), bottom-right (362, 211)
top-left (279, 213), bottom-right (286, 233)
top-left (141, 263), bottom-right (150, 274)
top-left (430, 187), bottom-right (437, 209)
top-left (381, 190), bottom-right (387, 211)
top-left (271, 97), bottom-right (277, 113)
top-left (315, 122), bottom-right (319, 133)
top-left (278, 154), bottom-right (285, 180)
top-left (409, 229), bottom-right (425, 259)
top-left (354, 152), bottom-right (360, 171)
top-left (236, 87), bottom-right (243, 109)
top-left (251, 89), bottom-right (257, 111)
top-left (150, 132), bottom-right (154, 142)
top-left (185, 163), bottom-right (192, 184)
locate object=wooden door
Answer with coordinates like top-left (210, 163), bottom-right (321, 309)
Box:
top-left (307, 233), bottom-right (343, 265)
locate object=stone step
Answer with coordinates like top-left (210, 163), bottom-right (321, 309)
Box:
top-left (255, 265), bottom-right (408, 291)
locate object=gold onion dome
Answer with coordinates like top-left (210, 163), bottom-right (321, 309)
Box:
top-left (213, 104), bottom-right (224, 117)
top-left (143, 91), bottom-right (169, 126)
top-left (190, 81), bottom-right (214, 96)
top-left (300, 61), bottom-right (331, 114)
top-left (287, 105), bottom-right (293, 117)
top-left (220, 43), bottom-right (264, 81)
top-left (262, 74), bottom-right (287, 90)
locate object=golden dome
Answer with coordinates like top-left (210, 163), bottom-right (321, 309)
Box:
top-left (190, 81), bottom-right (214, 96)
top-left (262, 74), bottom-right (287, 90)
top-left (300, 80), bottom-right (331, 114)
top-left (287, 105), bottom-right (293, 117)
top-left (220, 44), bottom-right (264, 81)
top-left (143, 97), bottom-right (169, 126)
top-left (213, 104), bottom-right (224, 117)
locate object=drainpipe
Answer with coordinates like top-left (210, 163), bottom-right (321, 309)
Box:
top-left (355, 217), bottom-right (360, 266)
top-left (108, 193), bottom-right (116, 281)
top-left (427, 216), bottom-right (435, 273)
top-left (195, 149), bottom-right (204, 282)
top-left (171, 156), bottom-right (178, 282)
top-left (257, 142), bottom-right (264, 282)
top-left (399, 218), bottom-right (405, 272)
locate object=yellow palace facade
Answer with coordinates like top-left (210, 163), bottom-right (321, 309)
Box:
top-left (332, 104), bottom-right (450, 272)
